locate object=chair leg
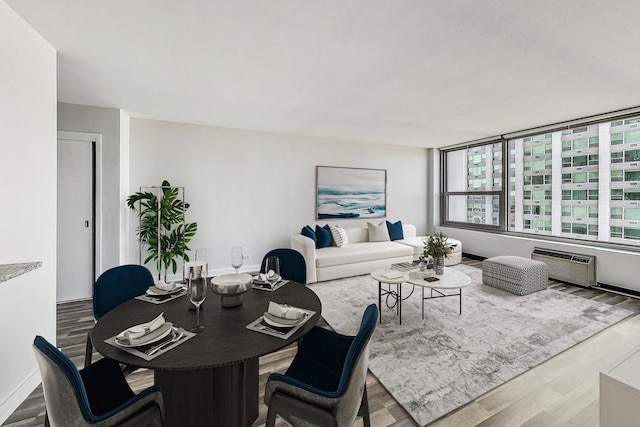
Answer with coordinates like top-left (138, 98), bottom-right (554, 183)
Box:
top-left (358, 383), bottom-right (371, 427)
top-left (266, 402), bottom-right (278, 427)
top-left (84, 328), bottom-right (93, 368)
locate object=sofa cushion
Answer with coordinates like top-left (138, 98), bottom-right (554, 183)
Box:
top-left (329, 225), bottom-right (349, 247)
top-left (301, 225), bottom-right (317, 245)
top-left (316, 225), bottom-right (333, 248)
top-left (344, 227), bottom-right (369, 244)
top-left (386, 220), bottom-right (404, 241)
top-left (367, 221), bottom-right (390, 242)
top-left (316, 242), bottom-right (412, 268)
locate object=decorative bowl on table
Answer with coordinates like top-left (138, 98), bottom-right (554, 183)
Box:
top-left (210, 273), bottom-right (253, 307)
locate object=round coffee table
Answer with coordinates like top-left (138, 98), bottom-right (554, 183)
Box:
top-left (407, 267), bottom-right (472, 318)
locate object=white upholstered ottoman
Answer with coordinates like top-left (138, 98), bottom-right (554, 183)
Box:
top-left (482, 256), bottom-right (548, 296)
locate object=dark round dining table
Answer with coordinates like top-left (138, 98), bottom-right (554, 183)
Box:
top-left (92, 281), bottom-right (321, 427)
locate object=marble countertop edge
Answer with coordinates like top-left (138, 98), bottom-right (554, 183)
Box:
top-left (0, 262), bottom-right (43, 283)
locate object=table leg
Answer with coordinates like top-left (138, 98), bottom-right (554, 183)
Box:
top-left (422, 287), bottom-right (425, 320)
top-left (378, 281), bottom-right (382, 323)
top-left (155, 357), bottom-right (259, 427)
top-left (399, 283), bottom-right (402, 325)
top-left (460, 289), bottom-right (462, 315)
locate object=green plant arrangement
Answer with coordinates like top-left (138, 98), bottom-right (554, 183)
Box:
top-left (127, 180), bottom-right (198, 281)
top-left (421, 231), bottom-right (453, 260)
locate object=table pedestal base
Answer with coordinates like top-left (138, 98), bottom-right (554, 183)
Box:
top-left (155, 357), bottom-right (258, 427)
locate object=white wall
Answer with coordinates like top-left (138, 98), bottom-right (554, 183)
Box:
top-left (129, 119), bottom-right (428, 278)
top-left (119, 110), bottom-right (131, 265)
top-left (58, 103), bottom-right (127, 273)
top-left (0, 2), bottom-right (57, 422)
top-left (442, 227), bottom-right (640, 293)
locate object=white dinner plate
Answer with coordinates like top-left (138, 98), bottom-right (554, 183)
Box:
top-left (115, 322), bottom-right (173, 347)
top-left (146, 284), bottom-right (185, 296)
top-left (263, 312), bottom-right (305, 327)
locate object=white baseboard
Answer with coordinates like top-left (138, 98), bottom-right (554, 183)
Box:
top-left (0, 369), bottom-right (41, 425)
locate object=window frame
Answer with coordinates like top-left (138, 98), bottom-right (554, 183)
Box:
top-left (440, 140), bottom-right (505, 231)
top-left (438, 106), bottom-right (640, 252)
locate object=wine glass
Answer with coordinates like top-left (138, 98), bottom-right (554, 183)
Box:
top-left (264, 256), bottom-right (280, 286)
top-left (231, 246), bottom-right (243, 273)
top-left (188, 267), bottom-right (207, 333)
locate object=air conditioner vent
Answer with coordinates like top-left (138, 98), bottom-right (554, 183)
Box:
top-left (531, 247), bottom-right (596, 287)
top-left (572, 256), bottom-right (591, 264)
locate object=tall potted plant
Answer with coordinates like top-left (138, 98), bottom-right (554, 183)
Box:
top-left (421, 232), bottom-right (452, 275)
top-left (127, 180), bottom-right (198, 282)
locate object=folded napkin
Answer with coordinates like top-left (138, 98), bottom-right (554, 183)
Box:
top-left (268, 301), bottom-right (303, 320)
top-left (155, 281), bottom-right (176, 291)
top-left (264, 270), bottom-right (281, 282)
top-left (117, 313), bottom-right (165, 341)
top-left (256, 271), bottom-right (281, 283)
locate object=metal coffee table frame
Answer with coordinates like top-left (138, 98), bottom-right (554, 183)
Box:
top-left (409, 268), bottom-right (473, 319)
top-left (420, 286), bottom-right (463, 318)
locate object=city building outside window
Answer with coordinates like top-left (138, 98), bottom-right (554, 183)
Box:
top-left (441, 112), bottom-right (640, 247)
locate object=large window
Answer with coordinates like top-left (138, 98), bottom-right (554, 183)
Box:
top-left (441, 112), bottom-right (640, 247)
top-left (442, 141), bottom-right (503, 229)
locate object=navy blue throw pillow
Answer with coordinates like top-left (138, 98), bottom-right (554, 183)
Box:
top-left (386, 220), bottom-right (404, 241)
top-left (316, 224), bottom-right (333, 248)
top-left (301, 225), bottom-right (317, 245)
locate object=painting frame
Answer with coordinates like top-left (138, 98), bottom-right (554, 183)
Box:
top-left (316, 166), bottom-right (387, 220)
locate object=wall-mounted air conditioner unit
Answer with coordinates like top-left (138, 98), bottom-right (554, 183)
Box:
top-left (531, 247), bottom-right (596, 287)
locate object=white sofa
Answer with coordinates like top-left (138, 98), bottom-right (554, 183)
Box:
top-left (291, 224), bottom-right (462, 283)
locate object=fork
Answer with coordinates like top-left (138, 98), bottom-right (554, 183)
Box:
top-left (145, 329), bottom-right (185, 355)
top-left (255, 323), bottom-right (286, 335)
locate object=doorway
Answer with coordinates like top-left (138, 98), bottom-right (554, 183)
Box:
top-left (56, 131), bottom-right (102, 302)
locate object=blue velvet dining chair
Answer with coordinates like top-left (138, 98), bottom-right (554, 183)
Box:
top-left (33, 335), bottom-right (164, 427)
top-left (85, 264), bottom-right (154, 367)
top-left (261, 248), bottom-right (307, 285)
top-left (264, 304), bottom-right (378, 427)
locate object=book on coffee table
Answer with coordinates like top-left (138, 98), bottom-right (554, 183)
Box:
top-left (409, 269), bottom-right (434, 280)
top-left (391, 262), bottom-right (418, 272)
top-left (381, 270), bottom-right (405, 280)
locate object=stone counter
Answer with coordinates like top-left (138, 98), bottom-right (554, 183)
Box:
top-left (0, 262), bottom-right (43, 283)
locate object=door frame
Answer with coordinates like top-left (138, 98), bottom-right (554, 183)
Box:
top-left (57, 131), bottom-right (103, 285)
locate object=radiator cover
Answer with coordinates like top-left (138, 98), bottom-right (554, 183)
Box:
top-left (531, 247), bottom-right (596, 287)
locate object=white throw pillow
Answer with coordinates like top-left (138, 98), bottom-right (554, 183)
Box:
top-left (329, 225), bottom-right (349, 247)
top-left (368, 221), bottom-right (390, 242)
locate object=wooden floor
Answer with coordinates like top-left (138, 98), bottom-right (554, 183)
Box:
top-left (4, 257), bottom-right (640, 427)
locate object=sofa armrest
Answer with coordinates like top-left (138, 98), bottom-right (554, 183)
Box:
top-left (291, 234), bottom-right (317, 283)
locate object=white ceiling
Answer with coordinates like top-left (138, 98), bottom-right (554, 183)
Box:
top-left (6, 0), bottom-right (640, 148)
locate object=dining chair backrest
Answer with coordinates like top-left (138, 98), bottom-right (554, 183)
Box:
top-left (264, 304), bottom-right (378, 426)
top-left (93, 264), bottom-right (154, 320)
top-left (34, 335), bottom-right (164, 426)
top-left (34, 335), bottom-right (96, 424)
top-left (261, 249), bottom-right (307, 285)
top-left (335, 303), bottom-right (378, 398)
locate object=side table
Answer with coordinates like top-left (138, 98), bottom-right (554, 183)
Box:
top-left (370, 269), bottom-right (414, 325)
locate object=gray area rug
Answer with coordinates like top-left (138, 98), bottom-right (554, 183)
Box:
top-left (308, 264), bottom-right (633, 426)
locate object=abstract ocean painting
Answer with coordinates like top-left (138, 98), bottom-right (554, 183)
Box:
top-left (316, 166), bottom-right (386, 219)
